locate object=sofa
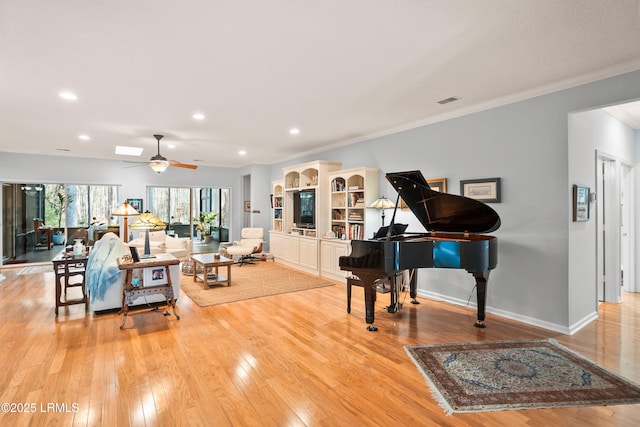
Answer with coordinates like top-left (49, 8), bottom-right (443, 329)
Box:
top-left (86, 232), bottom-right (181, 312)
top-left (129, 230), bottom-right (192, 261)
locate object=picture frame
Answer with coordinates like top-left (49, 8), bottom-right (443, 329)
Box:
top-left (126, 198), bottom-right (143, 212)
top-left (573, 184), bottom-right (590, 222)
top-left (129, 246), bottom-right (140, 262)
top-left (460, 178), bottom-right (501, 203)
top-left (400, 177), bottom-right (447, 209)
top-left (143, 266), bottom-right (168, 286)
top-left (244, 201), bottom-right (251, 212)
top-left (427, 177), bottom-right (447, 193)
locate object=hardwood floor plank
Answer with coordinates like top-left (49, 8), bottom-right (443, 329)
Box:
top-left (0, 264), bottom-right (639, 426)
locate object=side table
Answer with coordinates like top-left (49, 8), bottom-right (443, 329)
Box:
top-left (52, 250), bottom-right (89, 315)
top-left (191, 253), bottom-right (234, 289)
top-left (117, 254), bottom-right (181, 330)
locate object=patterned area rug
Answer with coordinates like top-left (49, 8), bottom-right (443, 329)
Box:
top-left (405, 339), bottom-right (640, 414)
top-left (179, 261), bottom-right (335, 307)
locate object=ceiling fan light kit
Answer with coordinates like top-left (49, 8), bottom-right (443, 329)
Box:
top-left (148, 134), bottom-right (197, 173)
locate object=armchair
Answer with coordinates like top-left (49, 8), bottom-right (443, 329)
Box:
top-left (226, 227), bottom-right (264, 266)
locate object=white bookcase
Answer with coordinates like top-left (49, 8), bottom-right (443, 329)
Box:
top-left (269, 162), bottom-right (379, 279)
top-left (328, 167), bottom-right (379, 241)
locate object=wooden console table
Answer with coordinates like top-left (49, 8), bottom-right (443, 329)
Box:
top-left (52, 250), bottom-right (89, 315)
top-left (117, 254), bottom-right (180, 330)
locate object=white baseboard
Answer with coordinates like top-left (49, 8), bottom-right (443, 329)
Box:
top-left (417, 290), bottom-right (596, 335)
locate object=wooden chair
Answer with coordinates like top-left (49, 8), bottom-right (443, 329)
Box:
top-left (33, 219), bottom-right (53, 250)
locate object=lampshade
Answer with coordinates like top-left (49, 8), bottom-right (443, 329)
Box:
top-left (129, 211), bottom-right (166, 258)
top-left (368, 197), bottom-right (395, 210)
top-left (150, 160), bottom-right (170, 173)
top-left (112, 202), bottom-right (140, 217)
top-left (111, 202), bottom-right (140, 243)
top-left (129, 211), bottom-right (166, 232)
top-left (368, 196), bottom-right (396, 227)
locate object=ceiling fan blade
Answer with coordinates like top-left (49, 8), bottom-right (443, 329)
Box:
top-left (170, 161), bottom-right (198, 170)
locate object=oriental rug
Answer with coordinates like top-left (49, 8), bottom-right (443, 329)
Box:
top-left (405, 339), bottom-right (640, 414)
top-left (179, 261), bottom-right (334, 307)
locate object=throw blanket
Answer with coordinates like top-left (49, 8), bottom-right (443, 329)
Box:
top-left (86, 232), bottom-right (128, 302)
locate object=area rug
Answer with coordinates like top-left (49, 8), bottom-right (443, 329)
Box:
top-left (16, 265), bottom-right (52, 275)
top-left (405, 339), bottom-right (640, 414)
top-left (179, 261), bottom-right (335, 307)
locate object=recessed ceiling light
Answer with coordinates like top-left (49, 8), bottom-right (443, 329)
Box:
top-left (238, 150), bottom-right (247, 156)
top-left (289, 128), bottom-right (300, 135)
top-left (167, 144), bottom-right (175, 149)
top-left (193, 113), bottom-right (205, 120)
top-left (59, 91), bottom-right (78, 101)
top-left (78, 134), bottom-right (90, 141)
top-left (115, 145), bottom-right (143, 156)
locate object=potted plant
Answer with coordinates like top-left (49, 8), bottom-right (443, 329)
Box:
top-left (193, 212), bottom-right (218, 242)
top-left (46, 184), bottom-right (72, 245)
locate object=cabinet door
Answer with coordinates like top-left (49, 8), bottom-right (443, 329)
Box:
top-left (333, 242), bottom-right (351, 276)
top-left (299, 239), bottom-right (318, 270)
top-left (320, 241), bottom-right (334, 273)
top-left (269, 233), bottom-right (284, 259)
top-left (284, 235), bottom-right (300, 264)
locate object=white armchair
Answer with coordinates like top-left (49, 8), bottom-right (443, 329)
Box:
top-left (226, 227), bottom-right (264, 265)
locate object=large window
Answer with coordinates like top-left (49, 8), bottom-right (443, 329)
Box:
top-left (148, 186), bottom-right (231, 239)
top-left (47, 184), bottom-right (120, 228)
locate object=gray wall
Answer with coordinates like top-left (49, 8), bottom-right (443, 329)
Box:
top-left (271, 70), bottom-right (640, 333)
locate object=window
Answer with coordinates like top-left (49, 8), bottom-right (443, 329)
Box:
top-left (148, 186), bottom-right (231, 239)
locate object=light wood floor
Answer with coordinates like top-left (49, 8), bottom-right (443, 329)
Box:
top-left (0, 265), bottom-right (639, 427)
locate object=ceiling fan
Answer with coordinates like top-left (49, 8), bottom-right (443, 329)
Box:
top-left (148, 134), bottom-right (197, 173)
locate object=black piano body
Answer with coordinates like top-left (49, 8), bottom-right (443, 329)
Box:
top-left (339, 170), bottom-right (500, 331)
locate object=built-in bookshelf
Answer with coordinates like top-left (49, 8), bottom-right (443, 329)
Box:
top-left (272, 180), bottom-right (284, 232)
top-left (328, 167), bottom-right (379, 241)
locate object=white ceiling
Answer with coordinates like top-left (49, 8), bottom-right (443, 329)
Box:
top-left (1, 1), bottom-right (640, 169)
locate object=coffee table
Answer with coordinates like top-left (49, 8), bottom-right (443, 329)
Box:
top-left (191, 253), bottom-right (234, 289)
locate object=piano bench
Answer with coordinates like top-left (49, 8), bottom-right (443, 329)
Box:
top-left (346, 276), bottom-right (377, 314)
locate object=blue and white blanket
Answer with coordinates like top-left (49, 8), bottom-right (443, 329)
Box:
top-left (86, 232), bottom-right (128, 302)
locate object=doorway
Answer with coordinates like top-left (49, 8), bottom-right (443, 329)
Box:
top-left (596, 154), bottom-right (634, 303)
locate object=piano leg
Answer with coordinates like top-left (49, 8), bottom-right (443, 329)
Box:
top-left (409, 269), bottom-right (420, 305)
top-left (358, 273), bottom-right (381, 331)
top-left (470, 271), bottom-right (489, 328)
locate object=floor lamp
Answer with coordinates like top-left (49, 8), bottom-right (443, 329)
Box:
top-left (112, 202), bottom-right (140, 243)
top-left (367, 196), bottom-right (396, 294)
top-left (129, 211), bottom-right (166, 259)
top-left (368, 196), bottom-right (396, 227)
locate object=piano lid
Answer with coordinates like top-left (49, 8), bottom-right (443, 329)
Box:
top-left (386, 170), bottom-right (501, 234)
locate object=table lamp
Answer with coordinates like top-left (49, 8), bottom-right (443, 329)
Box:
top-left (111, 202), bottom-right (140, 243)
top-left (368, 196), bottom-right (396, 226)
top-left (129, 211), bottom-right (166, 258)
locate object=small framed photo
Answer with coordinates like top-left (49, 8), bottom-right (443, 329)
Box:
top-left (460, 178), bottom-right (501, 203)
top-left (126, 198), bottom-right (143, 212)
top-left (400, 177), bottom-right (447, 209)
top-left (573, 184), bottom-right (590, 222)
top-left (244, 201), bottom-right (251, 212)
top-left (427, 177), bottom-right (447, 193)
top-left (129, 246), bottom-right (140, 262)
top-left (143, 266), bottom-right (168, 286)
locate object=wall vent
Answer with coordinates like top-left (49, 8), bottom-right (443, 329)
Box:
top-left (437, 96), bottom-right (460, 105)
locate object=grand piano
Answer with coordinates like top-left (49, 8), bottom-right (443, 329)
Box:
top-left (339, 170), bottom-right (501, 331)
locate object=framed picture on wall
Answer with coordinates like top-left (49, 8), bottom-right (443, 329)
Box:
top-left (400, 177), bottom-right (448, 209)
top-left (126, 198), bottom-right (143, 213)
top-left (460, 178), bottom-right (501, 203)
top-left (573, 184), bottom-right (590, 221)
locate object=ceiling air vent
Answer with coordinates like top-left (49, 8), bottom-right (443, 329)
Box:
top-left (437, 96), bottom-right (460, 105)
